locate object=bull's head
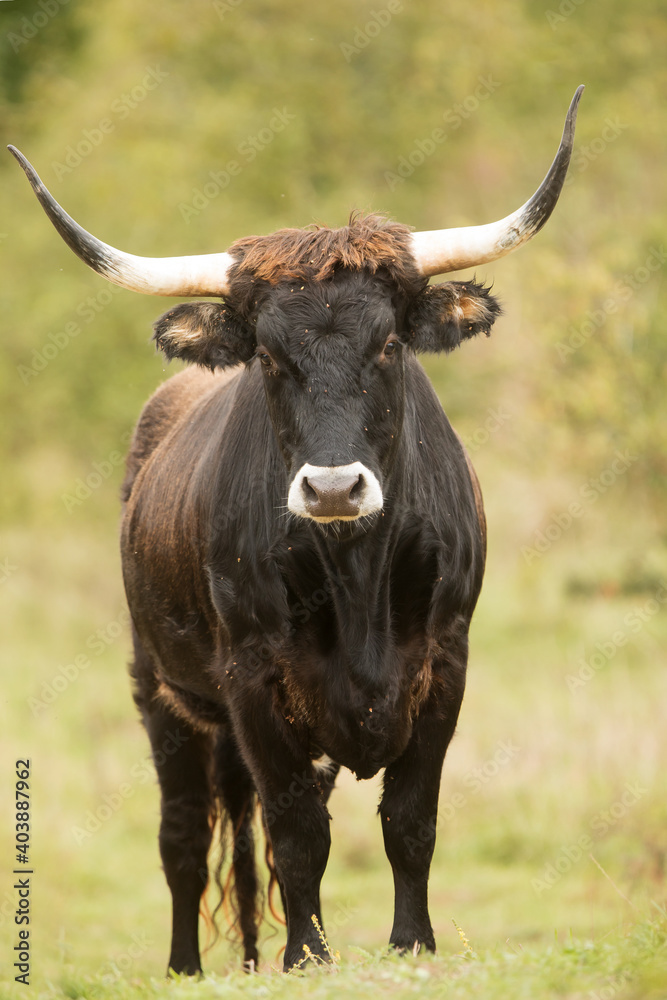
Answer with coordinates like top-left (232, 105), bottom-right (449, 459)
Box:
top-left (9, 87), bottom-right (582, 524)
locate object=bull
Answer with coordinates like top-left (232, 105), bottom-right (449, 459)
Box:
top-left (9, 85), bottom-right (582, 974)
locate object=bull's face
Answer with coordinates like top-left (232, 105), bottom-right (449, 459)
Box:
top-left (153, 268), bottom-right (500, 524)
top-left (255, 272), bottom-right (403, 523)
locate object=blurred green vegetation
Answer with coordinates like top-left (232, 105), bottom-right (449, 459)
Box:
top-left (1, 0), bottom-right (666, 995)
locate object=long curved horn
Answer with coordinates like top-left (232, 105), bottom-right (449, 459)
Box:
top-left (410, 85), bottom-right (584, 277)
top-left (7, 145), bottom-right (234, 297)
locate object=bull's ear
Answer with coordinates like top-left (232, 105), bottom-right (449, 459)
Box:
top-left (153, 302), bottom-right (255, 370)
top-left (405, 280), bottom-right (501, 353)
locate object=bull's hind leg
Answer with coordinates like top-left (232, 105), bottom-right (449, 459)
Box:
top-left (143, 698), bottom-right (215, 976)
top-left (213, 732), bottom-right (260, 969)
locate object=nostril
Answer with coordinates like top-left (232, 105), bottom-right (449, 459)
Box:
top-left (303, 477), bottom-right (319, 503)
top-left (349, 475), bottom-right (363, 500)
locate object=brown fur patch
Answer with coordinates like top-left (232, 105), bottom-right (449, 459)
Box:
top-left (457, 292), bottom-right (496, 326)
top-left (155, 679), bottom-right (225, 736)
top-left (226, 213), bottom-right (425, 314)
top-left (433, 284), bottom-right (499, 333)
top-left (408, 657), bottom-right (434, 719)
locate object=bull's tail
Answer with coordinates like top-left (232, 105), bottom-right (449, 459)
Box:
top-left (204, 733), bottom-right (286, 968)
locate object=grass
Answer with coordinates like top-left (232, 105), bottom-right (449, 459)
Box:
top-left (3, 915), bottom-right (667, 999)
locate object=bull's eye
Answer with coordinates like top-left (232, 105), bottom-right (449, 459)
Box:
top-left (381, 340), bottom-right (400, 360)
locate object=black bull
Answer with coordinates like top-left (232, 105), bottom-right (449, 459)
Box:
top-left (123, 263), bottom-right (494, 973)
top-left (8, 87), bottom-right (582, 974)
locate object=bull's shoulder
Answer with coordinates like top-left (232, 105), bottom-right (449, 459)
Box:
top-left (121, 365), bottom-right (241, 503)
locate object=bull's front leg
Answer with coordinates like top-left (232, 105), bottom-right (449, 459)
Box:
top-left (226, 683), bottom-right (332, 970)
top-left (379, 660), bottom-right (466, 954)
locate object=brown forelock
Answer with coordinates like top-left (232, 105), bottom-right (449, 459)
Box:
top-left (226, 213), bottom-right (426, 316)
